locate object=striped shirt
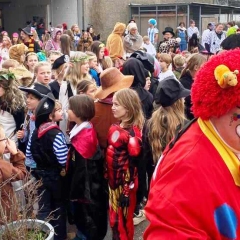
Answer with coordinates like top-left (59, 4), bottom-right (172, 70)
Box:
top-left (26, 131), bottom-right (68, 167)
top-left (148, 27), bottom-right (159, 44)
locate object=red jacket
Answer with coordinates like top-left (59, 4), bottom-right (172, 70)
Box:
top-left (144, 121), bottom-right (240, 240)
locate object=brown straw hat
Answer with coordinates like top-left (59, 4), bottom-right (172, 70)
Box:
top-left (95, 67), bottom-right (134, 99)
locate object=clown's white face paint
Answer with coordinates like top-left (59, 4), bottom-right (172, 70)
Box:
top-left (236, 125), bottom-right (240, 138)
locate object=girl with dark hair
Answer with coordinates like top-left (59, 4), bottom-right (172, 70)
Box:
top-left (91, 41), bottom-right (108, 71)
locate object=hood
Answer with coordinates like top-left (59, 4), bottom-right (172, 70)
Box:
top-left (113, 22), bottom-right (126, 35)
top-left (122, 58), bottom-right (146, 88)
top-left (52, 28), bottom-right (62, 40)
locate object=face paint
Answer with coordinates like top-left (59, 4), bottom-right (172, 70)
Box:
top-left (236, 125), bottom-right (240, 138)
top-left (230, 113), bottom-right (240, 126)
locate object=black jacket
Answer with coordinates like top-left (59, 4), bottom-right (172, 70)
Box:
top-left (180, 71), bottom-right (194, 120)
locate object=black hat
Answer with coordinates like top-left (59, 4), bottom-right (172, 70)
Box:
top-left (19, 83), bottom-right (51, 99)
top-left (18, 25), bottom-right (33, 36)
top-left (154, 77), bottom-right (190, 107)
top-left (130, 50), bottom-right (154, 73)
top-left (221, 34), bottom-right (240, 50)
top-left (52, 55), bottom-right (70, 70)
top-left (35, 94), bottom-right (55, 128)
top-left (162, 27), bottom-right (175, 37)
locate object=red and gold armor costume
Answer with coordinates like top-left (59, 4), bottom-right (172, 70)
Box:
top-left (106, 124), bottom-right (142, 240)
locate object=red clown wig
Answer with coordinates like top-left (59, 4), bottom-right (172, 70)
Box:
top-left (192, 49), bottom-right (240, 120)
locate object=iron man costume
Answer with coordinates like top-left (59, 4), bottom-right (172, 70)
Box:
top-left (106, 124), bottom-right (142, 240)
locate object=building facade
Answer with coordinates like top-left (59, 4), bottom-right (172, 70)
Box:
top-left (0, 0), bottom-right (240, 41)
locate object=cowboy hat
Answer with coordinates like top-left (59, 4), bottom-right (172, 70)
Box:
top-left (95, 67), bottom-right (134, 100)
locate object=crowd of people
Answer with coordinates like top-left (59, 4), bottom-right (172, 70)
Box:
top-left (0, 17), bottom-right (240, 240)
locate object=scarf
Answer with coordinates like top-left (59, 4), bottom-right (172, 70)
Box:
top-left (198, 118), bottom-right (240, 186)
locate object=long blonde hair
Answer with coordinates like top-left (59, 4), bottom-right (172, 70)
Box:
top-left (0, 69), bottom-right (26, 112)
top-left (148, 99), bottom-right (185, 163)
top-left (114, 88), bottom-right (145, 130)
top-left (66, 51), bottom-right (92, 88)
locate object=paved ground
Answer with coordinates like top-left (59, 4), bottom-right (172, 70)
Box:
top-left (104, 220), bottom-right (149, 240)
top-left (68, 220), bottom-right (149, 240)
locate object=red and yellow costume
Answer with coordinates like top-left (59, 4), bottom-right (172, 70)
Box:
top-left (106, 124), bottom-right (142, 240)
top-left (144, 119), bottom-right (240, 239)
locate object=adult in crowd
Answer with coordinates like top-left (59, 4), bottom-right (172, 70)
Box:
top-left (180, 53), bottom-right (206, 120)
top-left (19, 25), bottom-right (41, 53)
top-left (45, 27), bottom-right (62, 51)
top-left (187, 19), bottom-right (200, 40)
top-left (201, 22), bottom-right (214, 48)
top-left (123, 22), bottom-right (143, 58)
top-left (158, 27), bottom-right (181, 54)
top-left (175, 22), bottom-right (188, 51)
top-left (144, 48), bottom-right (240, 240)
top-left (205, 23), bottom-right (226, 54)
top-left (147, 18), bottom-right (159, 49)
top-left (106, 22), bottom-right (126, 61)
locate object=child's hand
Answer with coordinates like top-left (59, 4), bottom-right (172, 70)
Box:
top-left (17, 130), bottom-right (25, 139)
top-left (5, 139), bottom-right (18, 155)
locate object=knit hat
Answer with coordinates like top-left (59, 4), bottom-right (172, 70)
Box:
top-left (155, 77), bottom-right (190, 107)
top-left (52, 55), bottom-right (69, 70)
top-left (35, 94), bottom-right (55, 128)
top-left (9, 44), bottom-right (28, 63)
top-left (192, 49), bottom-right (240, 120)
top-left (148, 19), bottom-right (157, 26)
top-left (128, 22), bottom-right (138, 31)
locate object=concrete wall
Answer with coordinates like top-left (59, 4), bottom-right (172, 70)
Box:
top-left (83, 0), bottom-right (215, 41)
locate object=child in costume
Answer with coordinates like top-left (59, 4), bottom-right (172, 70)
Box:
top-left (18, 83), bottom-right (51, 170)
top-left (0, 124), bottom-right (26, 222)
top-left (27, 95), bottom-right (68, 240)
top-left (67, 94), bottom-right (107, 240)
top-left (0, 69), bottom-right (25, 147)
top-left (106, 88), bottom-right (144, 240)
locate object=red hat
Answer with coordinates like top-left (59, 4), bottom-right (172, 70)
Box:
top-left (192, 49), bottom-right (240, 120)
